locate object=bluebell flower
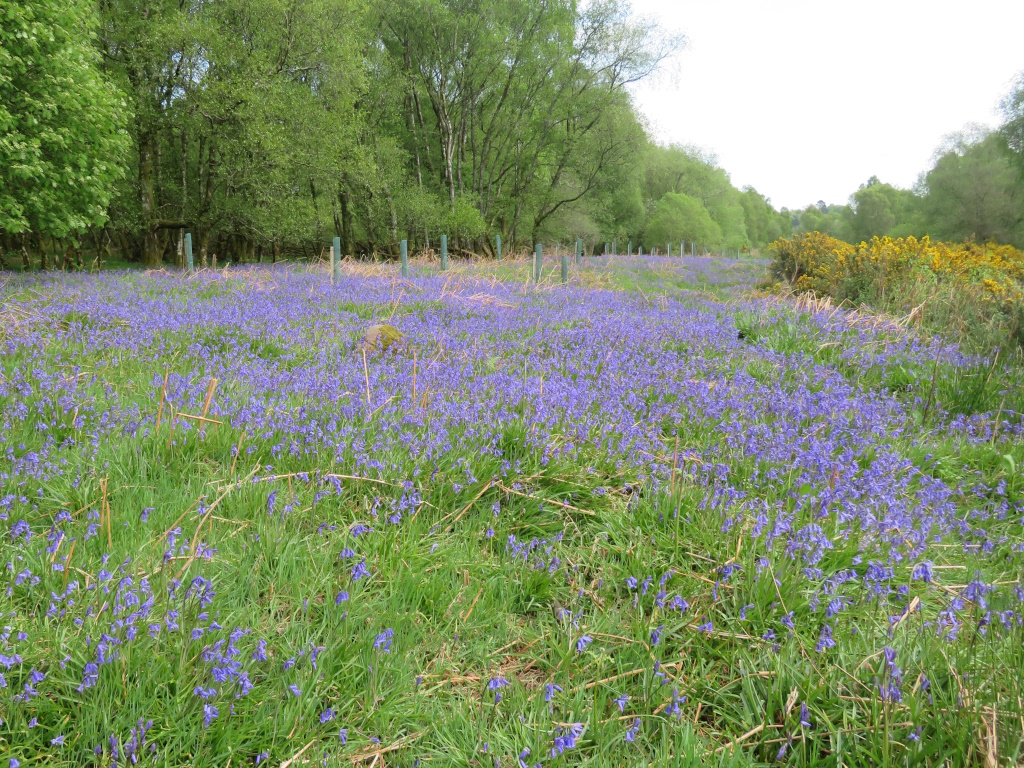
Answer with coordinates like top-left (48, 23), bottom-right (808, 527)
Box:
top-left (911, 561), bottom-right (933, 583)
top-left (351, 559), bottom-right (370, 580)
top-left (373, 628), bottom-right (394, 653)
top-left (815, 624), bottom-right (835, 653)
top-left (799, 702), bottom-right (811, 728)
top-left (488, 676), bottom-right (511, 703)
top-left (550, 723), bottom-right (584, 756)
top-left (203, 703), bottom-right (219, 728)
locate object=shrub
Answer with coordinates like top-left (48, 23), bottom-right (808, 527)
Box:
top-left (768, 232), bottom-right (1024, 352)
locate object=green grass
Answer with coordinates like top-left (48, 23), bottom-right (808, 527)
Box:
top-left (1, 256), bottom-right (1023, 766)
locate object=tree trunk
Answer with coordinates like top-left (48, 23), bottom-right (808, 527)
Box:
top-left (340, 188), bottom-right (353, 257)
top-left (139, 129), bottom-right (162, 267)
top-left (310, 179), bottom-right (322, 245)
top-left (38, 234), bottom-right (49, 271)
top-left (385, 187), bottom-right (398, 242)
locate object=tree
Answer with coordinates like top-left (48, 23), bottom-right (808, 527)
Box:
top-left (642, 144), bottom-right (747, 248)
top-left (848, 179), bottom-right (916, 242)
top-left (97, 0), bottom-right (368, 265)
top-left (1000, 70), bottom-right (1024, 172)
top-left (795, 203), bottom-right (853, 242)
top-left (739, 188), bottom-right (785, 246)
top-left (644, 192), bottom-right (723, 250)
top-left (0, 0), bottom-right (129, 237)
top-left (378, 0), bottom-right (678, 248)
top-left (918, 132), bottom-right (1023, 247)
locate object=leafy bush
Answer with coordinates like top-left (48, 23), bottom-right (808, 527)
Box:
top-left (769, 232), bottom-right (1024, 352)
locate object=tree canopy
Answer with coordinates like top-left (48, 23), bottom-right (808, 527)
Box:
top-left (2, 10), bottom-right (1022, 267)
top-left (0, 0), bottom-right (129, 237)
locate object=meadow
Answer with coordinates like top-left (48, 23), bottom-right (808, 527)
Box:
top-left (1, 253), bottom-right (1022, 767)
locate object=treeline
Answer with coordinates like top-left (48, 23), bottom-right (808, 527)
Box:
top-left (4, 0), bottom-right (1021, 271)
top-left (0, 0), bottom-right (790, 270)
top-left (790, 93), bottom-right (1024, 249)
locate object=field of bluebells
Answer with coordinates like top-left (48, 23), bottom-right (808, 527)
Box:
top-left (2, 253), bottom-right (1023, 767)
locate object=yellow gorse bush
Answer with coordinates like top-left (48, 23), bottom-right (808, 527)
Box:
top-left (769, 233), bottom-right (1024, 306)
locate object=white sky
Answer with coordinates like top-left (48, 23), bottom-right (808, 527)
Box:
top-left (628, 0), bottom-right (1024, 210)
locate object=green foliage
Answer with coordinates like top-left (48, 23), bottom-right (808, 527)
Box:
top-left (738, 188), bottom-right (785, 246)
top-left (641, 144), bottom-right (751, 249)
top-left (645, 192), bottom-right (723, 249)
top-left (96, 0), bottom-right (368, 265)
top-left (849, 177), bottom-right (918, 243)
top-left (917, 132), bottom-right (1023, 247)
top-left (794, 203), bottom-right (853, 242)
top-left (1000, 69), bottom-right (1024, 173)
top-left (0, 0), bottom-right (129, 236)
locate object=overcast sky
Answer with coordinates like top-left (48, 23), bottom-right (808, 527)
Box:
top-left (628, 0), bottom-right (1024, 210)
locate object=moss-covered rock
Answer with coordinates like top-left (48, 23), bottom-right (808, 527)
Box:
top-left (360, 323), bottom-right (404, 353)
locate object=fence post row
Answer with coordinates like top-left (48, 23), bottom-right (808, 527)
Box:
top-left (185, 232), bottom-right (194, 274)
top-left (322, 231), bottom-right (720, 282)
